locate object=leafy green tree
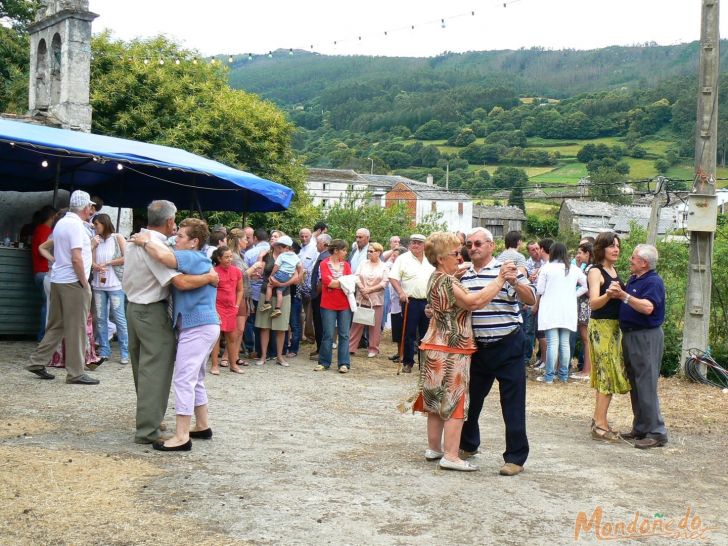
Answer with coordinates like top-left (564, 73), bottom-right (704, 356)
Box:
top-left (654, 159), bottom-right (670, 174)
top-left (0, 0), bottom-right (36, 112)
top-left (413, 120), bottom-right (446, 140)
top-left (508, 180), bottom-right (526, 212)
top-left (91, 33), bottom-right (310, 223)
top-left (323, 192), bottom-right (413, 244)
top-left (588, 167), bottom-right (631, 204)
top-left (492, 166), bottom-right (529, 190)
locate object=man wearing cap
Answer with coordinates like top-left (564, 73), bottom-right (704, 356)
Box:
top-left (26, 190), bottom-right (98, 385)
top-left (388, 234), bottom-right (435, 373)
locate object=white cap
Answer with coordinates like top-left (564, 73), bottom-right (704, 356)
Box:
top-left (275, 235), bottom-right (294, 247)
top-left (69, 190), bottom-right (95, 209)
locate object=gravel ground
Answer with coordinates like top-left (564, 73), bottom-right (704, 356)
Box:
top-left (1, 339), bottom-right (726, 545)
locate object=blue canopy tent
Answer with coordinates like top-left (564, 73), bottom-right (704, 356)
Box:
top-left (0, 118), bottom-right (294, 212)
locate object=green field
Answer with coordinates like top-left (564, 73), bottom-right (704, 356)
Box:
top-left (402, 135), bottom-right (728, 188)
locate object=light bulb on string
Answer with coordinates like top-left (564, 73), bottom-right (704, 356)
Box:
top-left (143, 58), bottom-right (149, 65)
top-left (228, 55), bottom-right (233, 63)
top-left (248, 53), bottom-right (253, 61)
top-left (41, 160), bottom-right (49, 168)
top-left (288, 48), bottom-right (293, 56)
top-left (411, 25), bottom-right (415, 30)
top-left (267, 51), bottom-right (273, 58)
top-left (175, 58), bottom-right (180, 65)
top-left (192, 57), bottom-right (198, 64)
top-left (441, 18), bottom-right (446, 28)
top-left (158, 58), bottom-right (164, 65)
top-left (211, 58), bottom-right (216, 64)
top-left (116, 163), bottom-right (124, 171)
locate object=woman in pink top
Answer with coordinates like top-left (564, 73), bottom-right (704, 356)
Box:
top-left (210, 246), bottom-right (243, 375)
top-left (349, 242), bottom-right (389, 357)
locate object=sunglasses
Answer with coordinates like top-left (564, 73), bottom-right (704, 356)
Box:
top-left (447, 250), bottom-right (461, 257)
top-left (367, 249), bottom-right (378, 253)
top-left (465, 240), bottom-right (490, 248)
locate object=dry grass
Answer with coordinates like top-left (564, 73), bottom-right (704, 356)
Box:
top-left (0, 445), bottom-right (251, 546)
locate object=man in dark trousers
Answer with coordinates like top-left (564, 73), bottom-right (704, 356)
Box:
top-left (309, 233), bottom-right (331, 360)
top-left (607, 243), bottom-right (668, 449)
top-left (459, 227), bottom-right (535, 476)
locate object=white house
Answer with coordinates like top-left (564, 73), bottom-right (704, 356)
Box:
top-left (306, 168), bottom-right (389, 209)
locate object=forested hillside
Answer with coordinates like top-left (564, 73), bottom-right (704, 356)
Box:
top-left (226, 43), bottom-right (728, 198)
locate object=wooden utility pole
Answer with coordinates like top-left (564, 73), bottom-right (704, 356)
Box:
top-left (646, 176), bottom-right (666, 245)
top-left (681, 0), bottom-right (720, 375)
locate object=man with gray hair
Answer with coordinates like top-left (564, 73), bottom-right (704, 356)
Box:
top-left (348, 227), bottom-right (370, 273)
top-left (309, 233), bottom-right (332, 359)
top-left (606, 243), bottom-right (668, 449)
top-left (26, 190), bottom-right (98, 385)
top-left (124, 200), bottom-right (218, 444)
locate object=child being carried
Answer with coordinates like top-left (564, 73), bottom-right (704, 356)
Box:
top-left (261, 235), bottom-right (300, 318)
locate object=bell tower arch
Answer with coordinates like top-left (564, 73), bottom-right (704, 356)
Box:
top-left (27, 1), bottom-right (98, 132)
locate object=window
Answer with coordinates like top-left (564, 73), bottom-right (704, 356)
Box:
top-left (489, 225), bottom-right (504, 238)
top-left (458, 202), bottom-right (464, 215)
top-left (322, 183), bottom-right (328, 192)
top-left (431, 201), bottom-right (437, 212)
top-left (321, 199), bottom-right (328, 209)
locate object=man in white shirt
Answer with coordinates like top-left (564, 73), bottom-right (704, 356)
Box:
top-left (388, 234), bottom-right (435, 373)
top-left (348, 227), bottom-right (370, 273)
top-left (27, 190), bottom-right (97, 385)
top-left (298, 228), bottom-right (319, 342)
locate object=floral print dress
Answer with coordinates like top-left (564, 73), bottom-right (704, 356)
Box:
top-left (413, 271), bottom-right (476, 420)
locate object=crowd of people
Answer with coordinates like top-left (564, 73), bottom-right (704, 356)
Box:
top-left (24, 194), bottom-right (669, 463)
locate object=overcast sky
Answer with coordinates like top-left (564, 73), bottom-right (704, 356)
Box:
top-left (89, 0), bottom-right (721, 58)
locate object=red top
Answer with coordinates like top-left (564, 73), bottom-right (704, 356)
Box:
top-left (31, 224), bottom-right (53, 274)
top-left (214, 264), bottom-right (242, 309)
top-left (320, 257), bottom-right (351, 311)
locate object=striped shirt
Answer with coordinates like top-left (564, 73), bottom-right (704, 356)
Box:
top-left (460, 258), bottom-right (535, 343)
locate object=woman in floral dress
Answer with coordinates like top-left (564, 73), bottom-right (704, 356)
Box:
top-left (412, 232), bottom-right (510, 472)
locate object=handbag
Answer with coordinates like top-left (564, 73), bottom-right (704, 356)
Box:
top-left (111, 234), bottom-right (124, 282)
top-left (353, 295), bottom-right (375, 326)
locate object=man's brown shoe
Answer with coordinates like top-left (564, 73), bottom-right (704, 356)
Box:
top-left (634, 437), bottom-right (667, 449)
top-left (499, 463), bottom-right (524, 476)
top-left (619, 430), bottom-right (643, 440)
top-left (459, 449), bottom-right (479, 459)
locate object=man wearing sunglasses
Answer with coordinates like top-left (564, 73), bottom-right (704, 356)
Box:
top-left (388, 234), bottom-right (435, 373)
top-left (459, 227), bottom-right (536, 476)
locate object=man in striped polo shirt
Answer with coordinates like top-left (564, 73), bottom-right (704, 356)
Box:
top-left (459, 227), bottom-right (536, 476)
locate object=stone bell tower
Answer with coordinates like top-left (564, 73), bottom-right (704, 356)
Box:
top-left (27, 0), bottom-right (98, 132)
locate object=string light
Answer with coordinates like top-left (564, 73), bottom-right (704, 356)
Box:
top-left (41, 160), bottom-right (49, 168)
top-left (85, 1), bottom-right (521, 64)
top-left (117, 163), bottom-right (124, 171)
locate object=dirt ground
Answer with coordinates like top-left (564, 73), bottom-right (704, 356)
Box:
top-left (1, 338), bottom-right (727, 546)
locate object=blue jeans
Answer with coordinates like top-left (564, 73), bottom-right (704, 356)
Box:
top-left (320, 308), bottom-right (352, 369)
top-left (382, 287), bottom-right (390, 332)
top-left (93, 289), bottom-right (129, 359)
top-left (544, 328), bottom-right (571, 382)
top-left (34, 272), bottom-right (48, 340)
top-left (289, 296), bottom-right (302, 354)
top-left (522, 307), bottom-right (536, 365)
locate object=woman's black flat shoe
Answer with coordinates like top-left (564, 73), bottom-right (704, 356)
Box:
top-left (152, 439), bottom-right (192, 451)
top-left (189, 428), bottom-right (213, 440)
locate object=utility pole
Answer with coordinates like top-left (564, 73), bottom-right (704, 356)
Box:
top-left (646, 176), bottom-right (666, 245)
top-left (681, 0), bottom-right (720, 376)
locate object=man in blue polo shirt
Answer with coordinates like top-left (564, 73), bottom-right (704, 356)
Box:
top-left (607, 243), bottom-right (668, 449)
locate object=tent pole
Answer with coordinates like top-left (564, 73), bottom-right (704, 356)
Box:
top-left (116, 171), bottom-right (124, 230)
top-left (52, 161), bottom-right (60, 208)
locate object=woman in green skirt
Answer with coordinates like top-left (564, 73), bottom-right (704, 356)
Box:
top-left (587, 232), bottom-right (631, 441)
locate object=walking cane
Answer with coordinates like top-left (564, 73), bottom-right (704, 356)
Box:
top-left (396, 297), bottom-right (409, 375)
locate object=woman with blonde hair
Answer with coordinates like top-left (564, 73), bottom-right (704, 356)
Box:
top-left (348, 242), bottom-right (389, 357)
top-left (588, 232), bottom-right (631, 441)
top-left (411, 231), bottom-right (511, 471)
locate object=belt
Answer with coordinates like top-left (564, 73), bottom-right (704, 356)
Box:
top-left (407, 297), bottom-right (427, 302)
top-left (622, 326), bottom-right (657, 333)
top-left (475, 326), bottom-right (522, 347)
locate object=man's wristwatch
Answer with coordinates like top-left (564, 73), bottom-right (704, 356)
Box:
top-left (623, 294), bottom-right (631, 304)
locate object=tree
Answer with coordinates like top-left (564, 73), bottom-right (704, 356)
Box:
top-left (492, 166), bottom-right (529, 190)
top-left (90, 34), bottom-right (311, 226)
top-left (508, 181), bottom-right (526, 212)
top-left (0, 0), bottom-right (36, 112)
top-left (589, 167), bottom-right (631, 204)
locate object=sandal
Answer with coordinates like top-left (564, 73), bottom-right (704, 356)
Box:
top-left (236, 358), bottom-right (248, 367)
top-left (220, 359), bottom-right (229, 368)
top-left (591, 424), bottom-right (620, 442)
